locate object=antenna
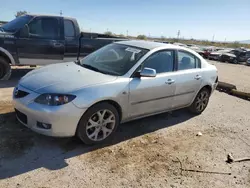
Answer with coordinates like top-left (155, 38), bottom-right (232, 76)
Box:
top-left (60, 10), bottom-right (63, 16)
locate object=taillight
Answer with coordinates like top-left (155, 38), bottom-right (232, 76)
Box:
top-left (215, 76), bottom-right (218, 83)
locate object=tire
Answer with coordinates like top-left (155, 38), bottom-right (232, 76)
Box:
top-left (189, 88), bottom-right (210, 115)
top-left (233, 59), bottom-right (238, 64)
top-left (76, 102), bottom-right (120, 145)
top-left (0, 57), bottom-right (11, 80)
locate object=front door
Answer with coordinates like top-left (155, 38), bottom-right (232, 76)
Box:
top-left (16, 16), bottom-right (64, 65)
top-left (172, 50), bottom-right (203, 108)
top-left (128, 50), bottom-right (177, 118)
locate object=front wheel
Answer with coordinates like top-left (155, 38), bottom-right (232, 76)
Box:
top-left (0, 57), bottom-right (11, 80)
top-left (233, 59), bottom-right (238, 64)
top-left (189, 88), bottom-right (210, 115)
top-left (76, 103), bottom-right (119, 145)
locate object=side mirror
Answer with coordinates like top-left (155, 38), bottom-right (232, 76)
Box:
top-left (19, 24), bottom-right (29, 37)
top-left (140, 67), bottom-right (156, 77)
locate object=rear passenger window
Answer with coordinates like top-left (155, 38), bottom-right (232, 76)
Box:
top-left (64, 20), bottom-right (75, 37)
top-left (143, 50), bottom-right (174, 74)
top-left (178, 51), bottom-right (200, 70)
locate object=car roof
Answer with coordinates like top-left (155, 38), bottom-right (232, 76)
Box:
top-left (25, 14), bottom-right (75, 20)
top-left (115, 40), bottom-right (178, 50)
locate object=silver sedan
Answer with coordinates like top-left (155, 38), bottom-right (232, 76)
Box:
top-left (13, 40), bottom-right (218, 144)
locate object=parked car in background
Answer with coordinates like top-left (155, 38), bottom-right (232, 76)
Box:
top-left (191, 46), bottom-right (217, 59)
top-left (13, 40), bottom-right (218, 144)
top-left (246, 58), bottom-right (250, 66)
top-left (173, 42), bottom-right (187, 47)
top-left (220, 49), bottom-right (250, 64)
top-left (0, 14), bottom-right (126, 80)
top-left (208, 49), bottom-right (231, 61)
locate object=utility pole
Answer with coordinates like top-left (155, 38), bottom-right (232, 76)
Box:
top-left (212, 34), bottom-right (215, 41)
top-left (177, 30), bottom-right (180, 39)
top-left (60, 10), bottom-right (63, 16)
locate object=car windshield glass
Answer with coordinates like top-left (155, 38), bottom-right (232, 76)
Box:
top-left (80, 43), bottom-right (148, 76)
top-left (1, 15), bottom-right (33, 32)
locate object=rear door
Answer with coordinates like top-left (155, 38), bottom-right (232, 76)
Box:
top-left (172, 50), bottom-right (203, 108)
top-left (16, 16), bottom-right (65, 65)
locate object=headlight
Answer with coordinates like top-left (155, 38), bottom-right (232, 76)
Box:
top-left (34, 94), bottom-right (76, 106)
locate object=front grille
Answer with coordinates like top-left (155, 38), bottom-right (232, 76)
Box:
top-left (15, 109), bottom-right (27, 124)
top-left (14, 89), bottom-right (29, 98)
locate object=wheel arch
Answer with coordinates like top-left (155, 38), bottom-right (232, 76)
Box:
top-left (0, 47), bottom-right (16, 65)
top-left (82, 99), bottom-right (123, 122)
top-left (190, 84), bottom-right (212, 106)
top-left (201, 85), bottom-right (212, 95)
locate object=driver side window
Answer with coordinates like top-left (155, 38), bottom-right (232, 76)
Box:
top-left (143, 50), bottom-right (174, 74)
top-left (28, 17), bottom-right (60, 39)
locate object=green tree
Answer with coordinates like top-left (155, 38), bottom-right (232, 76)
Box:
top-left (137, 35), bottom-right (147, 40)
top-left (161, 36), bottom-right (166, 41)
top-left (104, 31), bottom-right (113, 36)
top-left (231, 41), bottom-right (241, 48)
top-left (118, 34), bottom-right (125, 38)
top-left (15, 11), bottom-right (27, 17)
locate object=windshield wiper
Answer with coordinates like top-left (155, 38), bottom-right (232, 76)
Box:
top-left (81, 64), bottom-right (106, 74)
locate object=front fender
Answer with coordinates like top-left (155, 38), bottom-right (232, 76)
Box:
top-left (0, 47), bottom-right (16, 65)
top-left (72, 78), bottom-right (130, 120)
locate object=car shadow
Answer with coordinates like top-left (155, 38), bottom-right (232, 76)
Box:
top-left (0, 68), bottom-right (33, 88)
top-left (0, 109), bottom-right (194, 179)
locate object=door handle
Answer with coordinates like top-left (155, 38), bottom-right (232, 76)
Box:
top-left (52, 43), bottom-right (63, 47)
top-left (165, 79), bottom-right (175, 84)
top-left (195, 75), bottom-right (202, 80)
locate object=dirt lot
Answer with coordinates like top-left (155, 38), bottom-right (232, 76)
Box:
top-left (210, 61), bottom-right (250, 93)
top-left (0, 63), bottom-right (250, 188)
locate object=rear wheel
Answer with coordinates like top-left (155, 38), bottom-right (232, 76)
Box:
top-left (189, 88), bottom-right (210, 114)
top-left (0, 57), bottom-right (11, 80)
top-left (76, 103), bottom-right (119, 145)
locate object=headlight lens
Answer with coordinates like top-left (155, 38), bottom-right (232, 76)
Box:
top-left (34, 94), bottom-right (76, 106)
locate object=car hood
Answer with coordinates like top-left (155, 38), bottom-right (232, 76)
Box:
top-left (223, 53), bottom-right (236, 57)
top-left (19, 62), bottom-right (117, 93)
top-left (210, 52), bottom-right (222, 55)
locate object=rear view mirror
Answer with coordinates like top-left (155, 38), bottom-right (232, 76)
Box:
top-left (140, 67), bottom-right (156, 77)
top-left (19, 24), bottom-right (29, 37)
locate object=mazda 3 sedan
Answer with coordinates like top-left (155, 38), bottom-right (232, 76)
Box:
top-left (13, 40), bottom-right (218, 144)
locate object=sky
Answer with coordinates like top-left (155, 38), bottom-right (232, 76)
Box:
top-left (1, 0), bottom-right (250, 41)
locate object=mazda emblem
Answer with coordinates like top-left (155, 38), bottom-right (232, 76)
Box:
top-left (14, 87), bottom-right (19, 96)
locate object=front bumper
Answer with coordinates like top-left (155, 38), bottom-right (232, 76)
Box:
top-left (13, 85), bottom-right (86, 137)
top-left (209, 55), bottom-right (219, 60)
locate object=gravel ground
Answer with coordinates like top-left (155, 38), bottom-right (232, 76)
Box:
top-left (208, 60), bottom-right (250, 93)
top-left (0, 65), bottom-right (250, 188)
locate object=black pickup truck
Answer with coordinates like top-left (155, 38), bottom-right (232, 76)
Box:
top-left (0, 14), bottom-right (126, 80)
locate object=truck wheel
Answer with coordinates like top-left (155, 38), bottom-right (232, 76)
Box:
top-left (0, 57), bottom-right (11, 80)
top-left (76, 103), bottom-right (119, 145)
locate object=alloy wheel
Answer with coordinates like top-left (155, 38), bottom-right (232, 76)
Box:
top-left (195, 91), bottom-right (209, 112)
top-left (86, 109), bottom-right (116, 141)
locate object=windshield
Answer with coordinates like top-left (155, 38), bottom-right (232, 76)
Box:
top-left (1, 15), bottom-right (33, 32)
top-left (80, 43), bottom-right (148, 76)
